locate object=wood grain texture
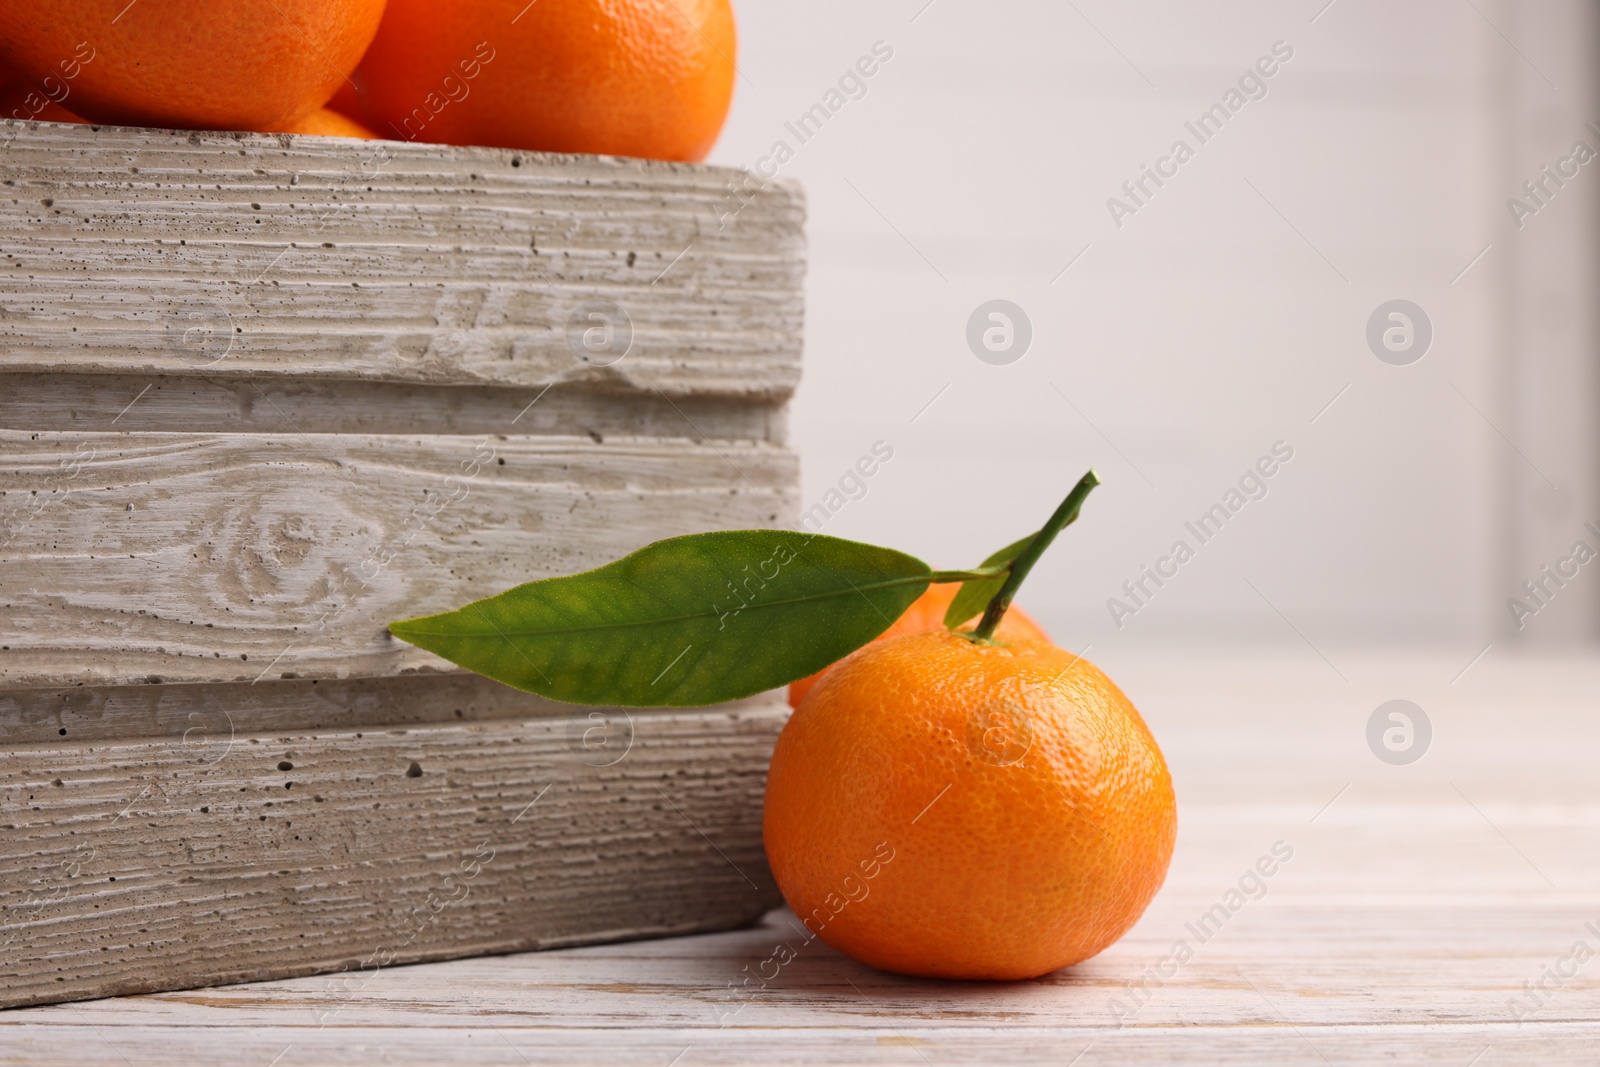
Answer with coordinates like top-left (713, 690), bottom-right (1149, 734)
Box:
top-left (0, 699), bottom-right (785, 1010)
top-left (0, 673), bottom-right (681, 746)
top-left (0, 430), bottom-right (797, 689)
top-left (0, 373), bottom-right (789, 439)
top-left (0, 119), bottom-right (808, 1022)
top-left (0, 122), bottom-right (803, 399)
top-left (4, 652), bottom-right (1595, 1062)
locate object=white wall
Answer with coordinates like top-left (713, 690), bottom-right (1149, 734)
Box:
top-left (709, 0), bottom-right (1599, 655)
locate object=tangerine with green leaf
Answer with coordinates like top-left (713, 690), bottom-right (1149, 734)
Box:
top-left (764, 471), bottom-right (1178, 979)
top-left (389, 469), bottom-right (1177, 979)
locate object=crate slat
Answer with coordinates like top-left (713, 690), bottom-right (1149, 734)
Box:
top-left (0, 429), bottom-right (797, 690)
top-left (0, 373), bottom-right (789, 437)
top-left (0, 670), bottom-right (695, 746)
top-left (0, 697), bottom-right (784, 1010)
top-left (0, 123), bottom-right (803, 398)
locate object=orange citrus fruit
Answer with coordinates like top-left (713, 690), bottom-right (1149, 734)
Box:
top-left (764, 629), bottom-right (1176, 980)
top-left (351, 0), bottom-right (735, 161)
top-left (0, 54), bottom-right (85, 124)
top-left (326, 78), bottom-right (363, 123)
top-left (0, 0), bottom-right (386, 131)
top-left (789, 583), bottom-right (1051, 708)
top-left (270, 107), bottom-right (378, 139)
top-left (0, 81), bottom-right (86, 125)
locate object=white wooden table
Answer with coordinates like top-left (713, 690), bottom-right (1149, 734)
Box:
top-left (5, 651), bottom-right (1598, 1065)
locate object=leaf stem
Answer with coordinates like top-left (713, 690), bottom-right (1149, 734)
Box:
top-left (971, 469), bottom-right (1101, 640)
top-left (926, 567), bottom-right (1008, 584)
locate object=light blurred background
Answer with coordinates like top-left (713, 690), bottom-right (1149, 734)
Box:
top-left (708, 0), bottom-right (1600, 667)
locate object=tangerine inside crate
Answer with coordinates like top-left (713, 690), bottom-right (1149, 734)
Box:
top-left (0, 120), bottom-right (804, 1008)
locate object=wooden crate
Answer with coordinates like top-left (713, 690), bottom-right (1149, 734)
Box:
top-left (0, 121), bottom-right (803, 1008)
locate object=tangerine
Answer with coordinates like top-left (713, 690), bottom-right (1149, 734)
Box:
top-left (270, 107), bottom-right (378, 139)
top-left (764, 628), bottom-right (1176, 980)
top-left (351, 0), bottom-right (735, 161)
top-left (788, 583), bottom-right (1050, 708)
top-left (0, 81), bottom-right (86, 125)
top-left (0, 0), bottom-right (385, 131)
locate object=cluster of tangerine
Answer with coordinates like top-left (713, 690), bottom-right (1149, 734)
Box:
top-left (0, 0), bottom-right (735, 161)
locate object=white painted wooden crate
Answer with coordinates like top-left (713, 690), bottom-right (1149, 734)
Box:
top-left (0, 121), bottom-right (804, 1008)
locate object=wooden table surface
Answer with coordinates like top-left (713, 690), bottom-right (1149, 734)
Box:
top-left (5, 650), bottom-right (1598, 1065)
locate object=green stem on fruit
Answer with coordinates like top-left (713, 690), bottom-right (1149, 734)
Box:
top-left (970, 469), bottom-right (1101, 641)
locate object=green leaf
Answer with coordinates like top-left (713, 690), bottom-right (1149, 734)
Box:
top-left (389, 530), bottom-right (934, 708)
top-left (943, 531), bottom-right (1036, 630)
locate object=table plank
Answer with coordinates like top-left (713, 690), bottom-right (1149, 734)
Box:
top-left (5, 652), bottom-right (1597, 1063)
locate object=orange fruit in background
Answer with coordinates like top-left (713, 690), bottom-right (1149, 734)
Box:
top-left (0, 81), bottom-right (87, 125)
top-left (0, 0), bottom-right (386, 131)
top-left (0, 55), bottom-right (83, 123)
top-left (0, 92), bottom-right (372, 137)
top-left (352, 0), bottom-right (736, 161)
top-left (0, 65), bottom-right (86, 124)
top-left (788, 583), bottom-right (1051, 708)
top-left (764, 629), bottom-right (1176, 980)
top-left (270, 107), bottom-right (378, 139)
top-left (326, 78), bottom-right (364, 123)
